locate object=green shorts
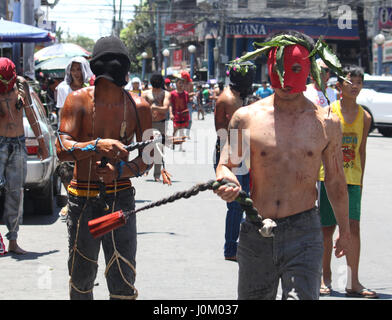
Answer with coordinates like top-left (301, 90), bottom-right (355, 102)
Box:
top-left (319, 181), bottom-right (362, 226)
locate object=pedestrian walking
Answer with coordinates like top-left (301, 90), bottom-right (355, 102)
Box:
top-left (0, 57), bottom-right (49, 255)
top-left (56, 35), bottom-right (152, 300)
top-left (55, 56), bottom-right (93, 220)
top-left (142, 73), bottom-right (171, 182)
top-left (254, 80), bottom-right (274, 99)
top-left (214, 30), bottom-right (351, 300)
top-left (169, 75), bottom-right (189, 152)
top-left (214, 61), bottom-right (255, 261)
top-left (318, 65), bottom-right (376, 298)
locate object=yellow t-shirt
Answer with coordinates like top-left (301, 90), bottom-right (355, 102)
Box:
top-left (319, 100), bottom-right (364, 185)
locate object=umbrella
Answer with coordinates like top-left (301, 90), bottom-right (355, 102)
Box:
top-left (34, 43), bottom-right (91, 63)
top-left (0, 18), bottom-right (52, 43)
top-left (34, 56), bottom-right (75, 78)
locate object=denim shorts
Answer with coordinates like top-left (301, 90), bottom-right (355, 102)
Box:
top-left (237, 207), bottom-right (323, 300)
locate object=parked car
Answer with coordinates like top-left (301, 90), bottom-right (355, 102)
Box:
top-left (23, 87), bottom-right (60, 215)
top-left (357, 74), bottom-right (392, 137)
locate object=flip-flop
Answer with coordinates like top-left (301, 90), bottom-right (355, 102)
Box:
top-left (320, 285), bottom-right (332, 296)
top-left (345, 288), bottom-right (378, 299)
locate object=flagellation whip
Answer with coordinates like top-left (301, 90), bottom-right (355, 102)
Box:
top-left (88, 179), bottom-right (277, 239)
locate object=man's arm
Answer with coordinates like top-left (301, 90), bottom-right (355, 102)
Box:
top-left (18, 77), bottom-right (49, 160)
top-left (114, 97), bottom-right (153, 180)
top-left (359, 109), bottom-right (371, 188)
top-left (168, 93), bottom-right (174, 120)
top-left (214, 95), bottom-right (229, 133)
top-left (214, 108), bottom-right (249, 202)
top-left (322, 114), bottom-right (351, 257)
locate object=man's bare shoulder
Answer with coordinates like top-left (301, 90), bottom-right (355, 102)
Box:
top-left (245, 96), bottom-right (274, 117)
top-left (130, 93), bottom-right (150, 111)
top-left (230, 104), bottom-right (254, 128)
top-left (318, 104), bottom-right (341, 136)
top-left (63, 86), bottom-right (93, 110)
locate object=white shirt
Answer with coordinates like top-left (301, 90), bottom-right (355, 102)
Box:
top-left (304, 84), bottom-right (337, 107)
top-left (56, 81), bottom-right (73, 109)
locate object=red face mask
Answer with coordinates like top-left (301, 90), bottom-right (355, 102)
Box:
top-left (267, 44), bottom-right (310, 94)
top-left (0, 58), bottom-right (17, 94)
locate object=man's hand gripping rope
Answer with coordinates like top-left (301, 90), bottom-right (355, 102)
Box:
top-left (97, 133), bottom-right (186, 185)
top-left (88, 179), bottom-right (277, 239)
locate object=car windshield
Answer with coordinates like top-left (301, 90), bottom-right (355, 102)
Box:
top-left (363, 80), bottom-right (392, 94)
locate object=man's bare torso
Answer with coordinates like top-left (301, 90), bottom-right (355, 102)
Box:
top-left (0, 88), bottom-right (24, 137)
top-left (242, 95), bottom-right (330, 219)
top-left (215, 86), bottom-right (243, 132)
top-left (60, 87), bottom-right (144, 181)
top-left (143, 89), bottom-right (166, 122)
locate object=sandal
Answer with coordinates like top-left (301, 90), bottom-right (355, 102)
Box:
top-left (320, 284), bottom-right (332, 296)
top-left (345, 288), bottom-right (378, 299)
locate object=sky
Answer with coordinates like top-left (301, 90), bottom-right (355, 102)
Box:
top-left (41, 0), bottom-right (140, 41)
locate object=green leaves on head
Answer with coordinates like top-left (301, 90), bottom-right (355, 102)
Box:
top-left (310, 56), bottom-right (329, 104)
top-left (233, 46), bottom-right (271, 64)
top-left (253, 35), bottom-right (311, 51)
top-left (230, 34), bottom-right (347, 91)
top-left (276, 46), bottom-right (285, 88)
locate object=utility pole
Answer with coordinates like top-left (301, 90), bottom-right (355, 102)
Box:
top-left (22, 0), bottom-right (35, 78)
top-left (112, 0), bottom-right (116, 36)
top-left (148, 0), bottom-right (158, 71)
top-left (216, 0), bottom-right (226, 81)
top-left (356, 0), bottom-right (370, 73)
top-left (117, 0), bottom-right (123, 36)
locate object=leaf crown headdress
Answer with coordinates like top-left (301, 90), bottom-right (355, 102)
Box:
top-left (228, 34), bottom-right (347, 104)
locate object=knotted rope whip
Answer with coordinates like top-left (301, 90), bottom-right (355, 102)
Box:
top-left (97, 134), bottom-right (186, 207)
top-left (88, 179), bottom-right (277, 239)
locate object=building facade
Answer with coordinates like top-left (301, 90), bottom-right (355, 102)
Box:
top-left (196, 0), bottom-right (381, 82)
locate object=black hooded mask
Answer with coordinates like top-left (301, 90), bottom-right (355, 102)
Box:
top-left (90, 36), bottom-right (130, 87)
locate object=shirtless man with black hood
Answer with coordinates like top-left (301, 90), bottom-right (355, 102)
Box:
top-left (56, 36), bottom-right (152, 300)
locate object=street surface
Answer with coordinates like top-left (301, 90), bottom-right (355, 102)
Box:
top-left (0, 111), bottom-right (391, 301)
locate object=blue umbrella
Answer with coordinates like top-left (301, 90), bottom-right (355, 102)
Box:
top-left (0, 18), bottom-right (53, 43)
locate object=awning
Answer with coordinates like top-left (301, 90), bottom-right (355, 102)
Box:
top-left (0, 18), bottom-right (53, 43)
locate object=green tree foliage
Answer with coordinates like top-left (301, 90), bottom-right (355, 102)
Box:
top-left (65, 34), bottom-right (95, 52)
top-left (55, 26), bottom-right (64, 43)
top-left (120, 0), bottom-right (155, 73)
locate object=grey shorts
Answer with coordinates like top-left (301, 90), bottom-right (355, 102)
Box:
top-left (237, 207), bottom-right (323, 300)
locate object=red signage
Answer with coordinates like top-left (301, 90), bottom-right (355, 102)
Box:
top-left (165, 23), bottom-right (195, 36)
top-left (173, 49), bottom-right (183, 67)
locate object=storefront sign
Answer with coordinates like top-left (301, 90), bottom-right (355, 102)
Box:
top-left (165, 23), bottom-right (195, 36)
top-left (224, 18), bottom-right (360, 40)
top-left (226, 24), bottom-right (267, 37)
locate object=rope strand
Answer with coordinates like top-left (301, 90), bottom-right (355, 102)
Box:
top-left (124, 179), bottom-right (261, 223)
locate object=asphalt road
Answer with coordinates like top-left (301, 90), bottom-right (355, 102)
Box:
top-left (0, 111), bottom-right (391, 301)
